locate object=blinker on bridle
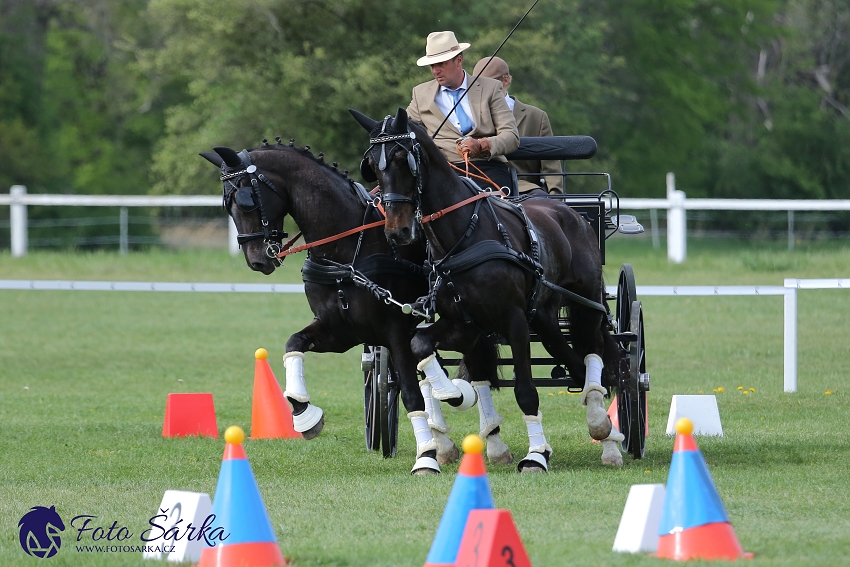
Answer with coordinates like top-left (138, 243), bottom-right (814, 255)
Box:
top-left (361, 117), bottom-right (424, 217)
top-left (220, 151), bottom-right (288, 259)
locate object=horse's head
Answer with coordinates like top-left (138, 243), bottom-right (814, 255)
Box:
top-left (351, 108), bottom-right (425, 246)
top-left (200, 147), bottom-right (289, 274)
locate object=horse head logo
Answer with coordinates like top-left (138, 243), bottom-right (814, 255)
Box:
top-left (18, 505), bottom-right (65, 558)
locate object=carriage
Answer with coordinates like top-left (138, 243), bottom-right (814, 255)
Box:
top-left (362, 135), bottom-right (650, 461)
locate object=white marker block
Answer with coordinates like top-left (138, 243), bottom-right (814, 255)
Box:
top-left (612, 484), bottom-right (666, 553)
top-left (665, 395), bottom-right (723, 436)
top-left (142, 490), bottom-right (212, 563)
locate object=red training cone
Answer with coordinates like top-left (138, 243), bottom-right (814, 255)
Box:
top-left (251, 348), bottom-right (301, 439)
top-left (455, 509), bottom-right (532, 567)
top-left (162, 393), bottom-right (218, 438)
top-left (656, 418), bottom-right (752, 561)
top-left (424, 435), bottom-right (495, 567)
top-left (198, 426), bottom-right (288, 567)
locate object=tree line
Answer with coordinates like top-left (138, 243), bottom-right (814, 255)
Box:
top-left (1, 0), bottom-right (848, 200)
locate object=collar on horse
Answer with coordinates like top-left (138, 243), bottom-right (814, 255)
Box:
top-left (220, 149), bottom-right (288, 257)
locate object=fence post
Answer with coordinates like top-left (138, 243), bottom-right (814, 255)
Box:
top-left (650, 208), bottom-right (660, 249)
top-left (666, 173), bottom-right (686, 263)
top-left (10, 185), bottom-right (28, 257)
top-left (120, 207), bottom-right (129, 255)
top-left (228, 216), bottom-right (239, 256)
top-left (787, 210), bottom-right (794, 251)
top-left (783, 284), bottom-right (797, 393)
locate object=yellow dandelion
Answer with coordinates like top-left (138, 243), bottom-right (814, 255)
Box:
top-left (698, 390), bottom-right (704, 394)
top-left (743, 390), bottom-right (750, 395)
top-left (558, 391), bottom-right (565, 395)
top-left (737, 386), bottom-right (743, 390)
top-left (825, 391), bottom-right (833, 395)
top-left (548, 392), bottom-right (554, 397)
top-left (644, 469), bottom-right (651, 474)
top-left (749, 387), bottom-right (756, 392)
top-left (717, 387), bottom-right (725, 393)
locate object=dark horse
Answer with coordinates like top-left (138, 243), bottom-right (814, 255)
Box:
top-left (351, 108), bottom-right (625, 471)
top-left (200, 141), bottom-right (488, 474)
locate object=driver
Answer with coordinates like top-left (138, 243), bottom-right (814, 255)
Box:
top-left (406, 31), bottom-right (519, 191)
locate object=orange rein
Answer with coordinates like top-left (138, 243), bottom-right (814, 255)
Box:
top-left (275, 187), bottom-right (387, 259)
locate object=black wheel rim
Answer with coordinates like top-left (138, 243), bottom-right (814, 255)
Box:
top-left (378, 347), bottom-right (400, 458)
top-left (616, 263), bottom-right (637, 453)
top-left (363, 346), bottom-right (381, 451)
top-left (616, 263), bottom-right (636, 333)
top-left (628, 301), bottom-right (646, 459)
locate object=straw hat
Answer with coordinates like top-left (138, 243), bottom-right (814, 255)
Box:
top-left (416, 31), bottom-right (471, 66)
top-left (473, 56), bottom-right (510, 80)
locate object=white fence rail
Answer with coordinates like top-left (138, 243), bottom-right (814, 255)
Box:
top-left (5, 181), bottom-right (850, 259)
top-left (2, 278), bottom-right (846, 393)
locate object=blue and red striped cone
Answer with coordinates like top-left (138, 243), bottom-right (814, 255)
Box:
top-left (656, 418), bottom-right (752, 561)
top-left (424, 435), bottom-right (495, 567)
top-left (198, 426), bottom-right (287, 567)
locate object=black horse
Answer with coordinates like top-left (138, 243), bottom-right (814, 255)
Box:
top-left (351, 108), bottom-right (625, 471)
top-left (201, 141), bottom-right (491, 474)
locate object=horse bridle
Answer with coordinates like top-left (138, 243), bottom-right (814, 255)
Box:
top-left (220, 150), bottom-right (288, 258)
top-left (361, 117), bottom-right (425, 221)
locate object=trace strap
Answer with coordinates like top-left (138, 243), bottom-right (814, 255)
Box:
top-left (276, 219), bottom-right (386, 259)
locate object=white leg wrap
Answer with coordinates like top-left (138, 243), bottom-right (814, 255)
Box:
top-left (580, 354), bottom-right (606, 405)
top-left (523, 411), bottom-right (553, 455)
top-left (292, 403), bottom-right (323, 433)
top-left (601, 426), bottom-right (625, 466)
top-left (408, 411), bottom-right (438, 457)
top-left (283, 351), bottom-right (310, 403)
top-left (417, 354), bottom-right (460, 400)
top-left (473, 381), bottom-right (504, 437)
top-left (519, 450), bottom-right (549, 472)
top-left (420, 380), bottom-right (449, 433)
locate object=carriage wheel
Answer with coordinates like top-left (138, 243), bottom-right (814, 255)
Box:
top-left (625, 301), bottom-right (647, 459)
top-left (616, 263), bottom-right (637, 334)
top-left (376, 347), bottom-right (401, 458)
top-left (363, 346), bottom-right (381, 452)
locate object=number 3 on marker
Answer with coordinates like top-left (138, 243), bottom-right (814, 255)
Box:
top-left (501, 545), bottom-right (516, 567)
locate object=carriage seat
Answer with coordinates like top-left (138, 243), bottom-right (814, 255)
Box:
top-left (503, 136), bottom-right (598, 196)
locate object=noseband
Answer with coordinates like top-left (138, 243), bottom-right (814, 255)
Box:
top-left (220, 150), bottom-right (288, 258)
top-left (362, 117), bottom-right (425, 220)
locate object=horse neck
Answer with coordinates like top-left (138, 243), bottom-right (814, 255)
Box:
top-left (420, 148), bottom-right (484, 255)
top-left (258, 150), bottom-right (378, 258)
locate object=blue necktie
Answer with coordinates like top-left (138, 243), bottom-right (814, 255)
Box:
top-left (448, 89), bottom-right (473, 135)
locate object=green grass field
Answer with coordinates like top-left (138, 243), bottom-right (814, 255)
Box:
top-left (0, 238), bottom-right (848, 566)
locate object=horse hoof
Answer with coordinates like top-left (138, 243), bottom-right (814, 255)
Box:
top-left (517, 451), bottom-right (549, 473)
top-left (601, 453), bottom-right (624, 467)
top-left (488, 450), bottom-right (514, 466)
top-left (300, 415), bottom-right (324, 440)
top-left (412, 467), bottom-right (440, 476)
top-left (437, 443), bottom-right (460, 465)
top-left (518, 462), bottom-right (546, 473)
top-left (586, 396), bottom-right (613, 440)
top-left (601, 438), bottom-right (624, 466)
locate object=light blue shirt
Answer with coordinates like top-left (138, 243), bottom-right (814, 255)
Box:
top-left (435, 72), bottom-right (476, 134)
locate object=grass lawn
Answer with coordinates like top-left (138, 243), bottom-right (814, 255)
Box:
top-left (0, 238), bottom-right (848, 566)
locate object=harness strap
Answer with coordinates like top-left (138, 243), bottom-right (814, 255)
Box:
top-left (420, 191), bottom-right (499, 224)
top-left (276, 219), bottom-right (386, 258)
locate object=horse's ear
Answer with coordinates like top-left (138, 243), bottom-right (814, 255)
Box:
top-left (199, 152), bottom-right (224, 167)
top-left (213, 146), bottom-right (243, 168)
top-left (391, 107), bottom-right (408, 132)
top-left (349, 108), bottom-right (378, 132)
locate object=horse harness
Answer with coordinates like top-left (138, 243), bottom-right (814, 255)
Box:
top-left (220, 150), bottom-right (288, 258)
top-left (364, 120), bottom-right (609, 322)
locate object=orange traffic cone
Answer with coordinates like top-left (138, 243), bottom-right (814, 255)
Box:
top-left (198, 426), bottom-right (288, 567)
top-left (455, 509), bottom-right (532, 567)
top-left (251, 349), bottom-right (301, 439)
top-left (162, 393), bottom-right (218, 438)
top-left (656, 418), bottom-right (752, 561)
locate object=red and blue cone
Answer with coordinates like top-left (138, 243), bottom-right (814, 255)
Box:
top-left (656, 418), bottom-right (752, 561)
top-left (424, 435), bottom-right (495, 567)
top-left (199, 426), bottom-right (287, 567)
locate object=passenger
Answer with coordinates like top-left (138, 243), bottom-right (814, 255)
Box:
top-left (473, 56), bottom-right (563, 195)
top-left (407, 31), bottom-right (519, 192)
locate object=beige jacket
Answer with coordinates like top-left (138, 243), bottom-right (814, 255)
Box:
top-left (407, 74), bottom-right (519, 164)
top-left (511, 97), bottom-right (563, 193)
